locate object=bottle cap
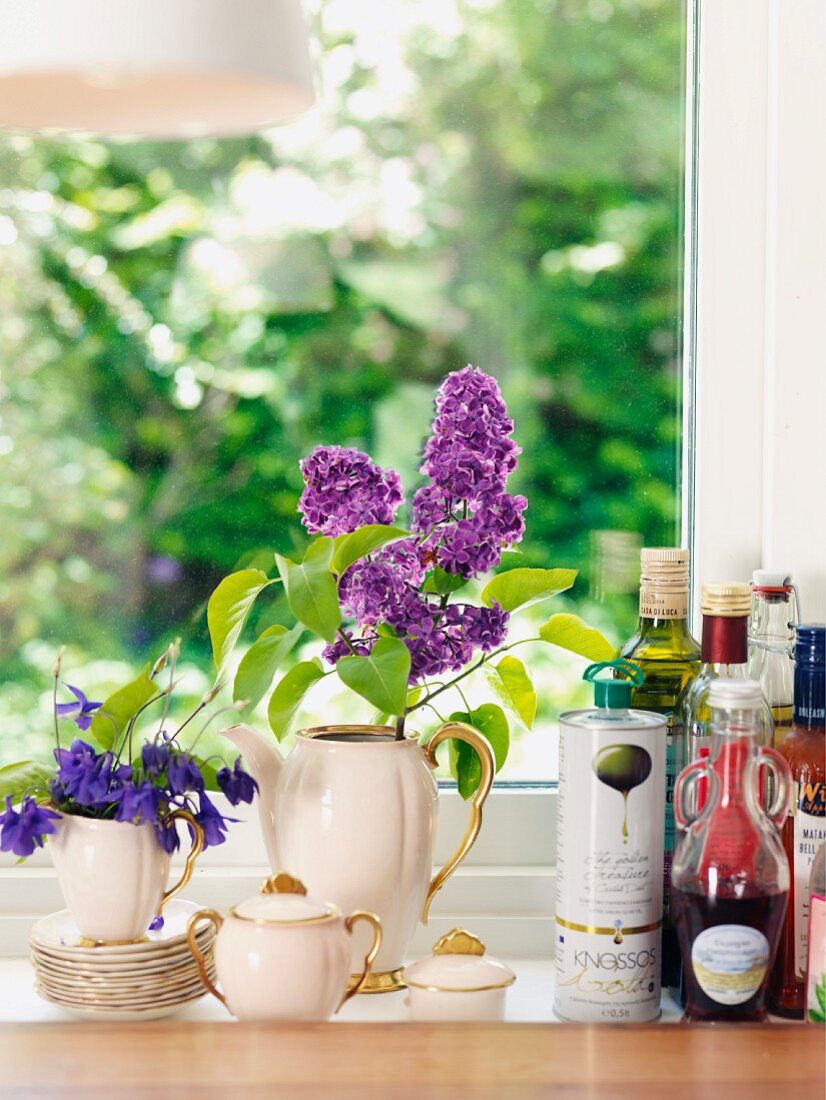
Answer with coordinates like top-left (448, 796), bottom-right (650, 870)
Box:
top-left (708, 679), bottom-right (763, 709)
top-left (640, 547), bottom-right (690, 588)
top-left (795, 624), bottom-right (825, 668)
top-left (752, 569), bottom-right (793, 592)
top-left (700, 583), bottom-right (751, 617)
top-left (583, 659), bottom-right (643, 709)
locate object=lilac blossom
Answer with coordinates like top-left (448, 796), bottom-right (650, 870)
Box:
top-left (55, 684), bottom-right (102, 731)
top-left (0, 797), bottom-right (60, 858)
top-left (322, 631), bottom-right (374, 664)
top-left (298, 446), bottom-right (403, 537)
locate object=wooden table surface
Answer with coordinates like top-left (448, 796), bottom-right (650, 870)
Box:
top-left (0, 1022), bottom-right (821, 1100)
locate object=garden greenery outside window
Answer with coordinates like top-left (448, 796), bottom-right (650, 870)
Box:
top-left (0, 0), bottom-right (689, 784)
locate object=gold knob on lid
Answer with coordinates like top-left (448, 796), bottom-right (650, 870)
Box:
top-left (432, 928), bottom-right (486, 956)
top-left (260, 872), bottom-right (308, 896)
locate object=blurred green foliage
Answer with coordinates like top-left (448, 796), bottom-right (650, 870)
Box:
top-left (0, 0), bottom-right (685, 769)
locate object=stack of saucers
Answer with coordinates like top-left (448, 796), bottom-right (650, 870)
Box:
top-left (29, 899), bottom-right (215, 1020)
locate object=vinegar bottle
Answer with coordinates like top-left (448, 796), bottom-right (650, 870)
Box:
top-left (672, 679), bottom-right (791, 1022)
top-left (768, 624), bottom-right (826, 1018)
top-left (748, 572), bottom-right (799, 747)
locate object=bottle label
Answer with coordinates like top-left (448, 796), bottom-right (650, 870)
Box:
top-left (691, 924), bottom-right (770, 1005)
top-left (806, 892), bottom-right (826, 1023)
top-left (793, 782), bottom-right (826, 979)
top-left (554, 720), bottom-right (665, 1022)
top-left (640, 587), bottom-right (688, 619)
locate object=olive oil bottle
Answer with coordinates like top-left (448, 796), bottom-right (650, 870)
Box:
top-left (619, 547), bottom-right (701, 988)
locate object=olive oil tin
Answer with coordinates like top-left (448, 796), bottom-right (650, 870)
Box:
top-left (554, 662), bottom-right (666, 1023)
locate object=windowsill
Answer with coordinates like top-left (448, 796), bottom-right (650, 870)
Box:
top-left (0, 957), bottom-right (687, 1024)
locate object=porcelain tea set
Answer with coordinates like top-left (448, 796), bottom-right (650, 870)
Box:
top-left (33, 720), bottom-right (517, 1021)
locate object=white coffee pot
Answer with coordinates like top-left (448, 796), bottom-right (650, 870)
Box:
top-left (218, 721), bottom-right (494, 992)
top-left (186, 872), bottom-right (381, 1021)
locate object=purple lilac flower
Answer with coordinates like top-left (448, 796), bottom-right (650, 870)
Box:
top-left (141, 742), bottom-right (169, 777)
top-left (217, 758), bottom-right (259, 806)
top-left (375, 538), bottom-right (427, 587)
top-left (115, 781), bottom-right (160, 826)
top-left (321, 631), bottom-right (374, 665)
top-left (55, 684), bottom-right (102, 731)
top-left (298, 446), bottom-right (403, 537)
top-left (0, 796), bottom-right (60, 858)
top-left (53, 739), bottom-right (131, 807)
top-left (340, 559), bottom-right (409, 626)
top-left (167, 753), bottom-right (204, 797)
top-left (447, 603), bottom-right (510, 652)
top-left (411, 484), bottom-right (455, 533)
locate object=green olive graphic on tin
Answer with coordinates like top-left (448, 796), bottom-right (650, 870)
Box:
top-left (592, 744), bottom-right (652, 843)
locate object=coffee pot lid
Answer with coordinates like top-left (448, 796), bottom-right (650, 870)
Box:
top-left (232, 873), bottom-right (339, 924)
top-left (402, 929), bottom-right (515, 992)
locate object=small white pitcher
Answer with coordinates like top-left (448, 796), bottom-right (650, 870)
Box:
top-left (50, 810), bottom-right (203, 944)
top-left (186, 873), bottom-right (382, 1021)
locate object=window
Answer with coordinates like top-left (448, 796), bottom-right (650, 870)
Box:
top-left (0, 0), bottom-right (689, 784)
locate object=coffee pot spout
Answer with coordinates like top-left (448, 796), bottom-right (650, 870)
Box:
top-left (219, 723), bottom-right (283, 868)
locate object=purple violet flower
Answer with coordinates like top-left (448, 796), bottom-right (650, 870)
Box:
top-left (167, 753), bottom-right (204, 797)
top-left (217, 758), bottom-right (259, 806)
top-left (154, 818), bottom-right (181, 855)
top-left (195, 792), bottom-right (236, 848)
top-left (141, 742), bottom-right (169, 777)
top-left (53, 740), bottom-right (129, 807)
top-left (55, 684), bottom-right (102, 731)
top-left (298, 446), bottom-right (403, 537)
top-left (0, 796), bottom-right (60, 858)
top-left (115, 781), bottom-right (161, 826)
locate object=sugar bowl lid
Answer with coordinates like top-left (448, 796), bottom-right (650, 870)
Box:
top-left (403, 929), bottom-right (516, 992)
top-left (231, 873), bottom-right (340, 924)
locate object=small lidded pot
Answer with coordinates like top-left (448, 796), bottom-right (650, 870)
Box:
top-left (186, 873), bottom-right (381, 1021)
top-left (403, 929), bottom-right (515, 1021)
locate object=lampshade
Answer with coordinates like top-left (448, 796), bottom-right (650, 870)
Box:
top-left (0, 0), bottom-right (315, 139)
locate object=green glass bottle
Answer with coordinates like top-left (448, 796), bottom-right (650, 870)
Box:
top-left (620, 547), bottom-right (701, 988)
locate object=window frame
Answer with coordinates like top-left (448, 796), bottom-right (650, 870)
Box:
top-left (3, 0), bottom-right (824, 958)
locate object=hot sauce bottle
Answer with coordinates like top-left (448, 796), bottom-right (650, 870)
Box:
top-left (768, 624), bottom-right (826, 1018)
top-left (672, 680), bottom-right (791, 1022)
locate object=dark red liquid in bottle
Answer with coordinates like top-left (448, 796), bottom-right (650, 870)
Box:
top-left (673, 888), bottom-right (788, 1022)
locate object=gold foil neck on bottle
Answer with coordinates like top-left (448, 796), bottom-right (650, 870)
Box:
top-left (700, 582), bottom-right (752, 617)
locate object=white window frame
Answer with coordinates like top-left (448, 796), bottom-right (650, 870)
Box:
top-left (2, 0), bottom-right (824, 958)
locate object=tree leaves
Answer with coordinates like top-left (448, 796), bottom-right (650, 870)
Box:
top-left (336, 638), bottom-right (411, 716)
top-left (275, 539), bottom-right (341, 643)
top-left (446, 703), bottom-right (509, 799)
top-left (331, 525), bottom-right (409, 576)
top-left (481, 567), bottom-right (577, 612)
top-left (90, 666), bottom-right (157, 750)
top-left (267, 660), bottom-right (325, 742)
top-left (485, 655), bottom-right (537, 728)
top-left (207, 569), bottom-right (272, 671)
top-left (0, 761), bottom-right (55, 803)
top-left (538, 613), bottom-right (616, 661)
top-left (233, 624), bottom-right (304, 710)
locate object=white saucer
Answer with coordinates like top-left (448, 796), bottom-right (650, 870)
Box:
top-left (29, 900), bottom-right (207, 956)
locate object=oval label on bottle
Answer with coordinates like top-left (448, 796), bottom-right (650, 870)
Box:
top-left (691, 924), bottom-right (769, 1005)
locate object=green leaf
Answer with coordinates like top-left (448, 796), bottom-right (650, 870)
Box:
top-left (485, 655), bottom-right (537, 728)
top-left (481, 567), bottom-right (577, 612)
top-left (446, 703), bottom-right (510, 800)
top-left (275, 539), bottom-right (341, 643)
top-left (422, 566), bottom-right (469, 596)
top-left (267, 660), bottom-right (325, 741)
top-left (337, 638), bottom-right (411, 716)
top-left (538, 613), bottom-right (616, 661)
top-left (331, 525), bottom-right (409, 576)
top-left (233, 624), bottom-right (304, 710)
top-left (207, 569), bottom-right (272, 670)
top-left (91, 666), bottom-right (157, 750)
top-left (370, 687), bottom-right (421, 727)
top-left (0, 761), bottom-right (54, 803)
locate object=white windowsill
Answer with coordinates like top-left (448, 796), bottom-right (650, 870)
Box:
top-left (0, 957), bottom-right (685, 1025)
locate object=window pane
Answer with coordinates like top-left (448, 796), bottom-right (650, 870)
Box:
top-left (0, 0), bottom-right (688, 782)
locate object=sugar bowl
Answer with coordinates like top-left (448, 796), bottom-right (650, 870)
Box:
top-left (402, 929), bottom-right (516, 1021)
top-left (186, 872), bottom-right (381, 1021)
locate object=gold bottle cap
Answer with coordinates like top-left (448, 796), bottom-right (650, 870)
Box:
top-left (700, 582), bottom-right (752, 617)
top-left (639, 548), bottom-right (690, 617)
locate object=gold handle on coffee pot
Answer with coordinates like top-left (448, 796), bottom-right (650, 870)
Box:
top-left (422, 722), bottom-right (495, 923)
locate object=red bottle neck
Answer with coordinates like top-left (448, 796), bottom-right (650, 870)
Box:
top-left (702, 614), bottom-right (748, 665)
